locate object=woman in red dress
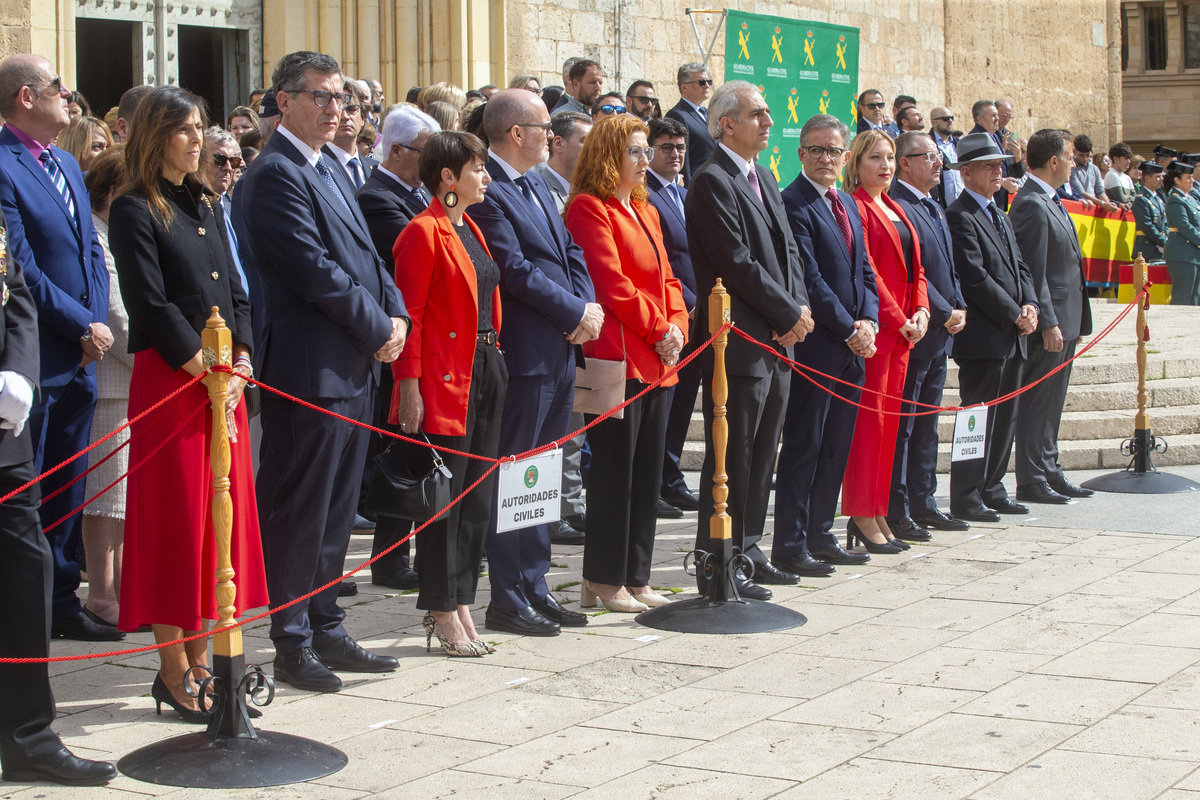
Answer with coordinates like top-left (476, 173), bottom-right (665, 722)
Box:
top-left (109, 86), bottom-right (267, 722)
top-left (842, 130), bottom-right (929, 553)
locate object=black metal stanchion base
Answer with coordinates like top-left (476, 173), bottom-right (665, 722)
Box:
top-left (637, 541), bottom-right (807, 634)
top-left (117, 730), bottom-right (348, 788)
top-left (1082, 470), bottom-right (1200, 494)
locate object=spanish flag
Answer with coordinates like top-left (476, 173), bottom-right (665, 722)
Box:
top-left (1062, 199), bottom-right (1135, 286)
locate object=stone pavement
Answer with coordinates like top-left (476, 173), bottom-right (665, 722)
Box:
top-left (10, 460), bottom-right (1200, 800)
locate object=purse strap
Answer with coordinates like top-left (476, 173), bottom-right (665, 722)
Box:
top-left (415, 429), bottom-right (448, 471)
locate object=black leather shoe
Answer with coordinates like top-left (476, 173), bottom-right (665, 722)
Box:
top-left (656, 498), bottom-right (684, 519)
top-left (952, 504), bottom-right (1001, 523)
top-left (314, 635), bottom-right (398, 673)
top-left (533, 595), bottom-right (588, 627)
top-left (773, 554), bottom-right (836, 577)
top-left (372, 567), bottom-right (420, 590)
top-left (887, 516), bottom-right (933, 542)
top-left (809, 543), bottom-right (871, 565)
top-left (549, 519), bottom-right (586, 545)
top-left (912, 508), bottom-right (970, 531)
top-left (2, 747), bottom-right (117, 786)
top-left (734, 577), bottom-right (772, 601)
top-left (661, 486), bottom-right (701, 511)
top-left (1016, 482), bottom-right (1070, 505)
top-left (564, 513), bottom-right (587, 532)
top-left (749, 560), bottom-right (800, 585)
top-left (986, 497), bottom-right (1029, 515)
top-left (274, 647), bottom-right (342, 692)
top-left (1049, 476), bottom-right (1094, 498)
top-left (485, 604), bottom-right (560, 636)
top-left (338, 580), bottom-right (358, 597)
top-left (351, 513), bottom-right (376, 533)
top-left (51, 610), bottom-right (125, 642)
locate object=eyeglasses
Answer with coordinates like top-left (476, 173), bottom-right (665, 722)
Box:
top-left (906, 151), bottom-right (942, 164)
top-left (654, 143), bottom-right (687, 154)
top-left (683, 78), bottom-right (714, 87)
top-left (863, 102), bottom-right (885, 111)
top-left (398, 143), bottom-right (423, 154)
top-left (932, 115), bottom-right (954, 122)
top-left (804, 145), bottom-right (846, 161)
top-left (342, 104), bottom-right (363, 115)
top-left (212, 154), bottom-right (245, 170)
top-left (292, 89), bottom-right (353, 109)
top-left (14, 76), bottom-right (65, 98)
top-left (624, 146), bottom-right (656, 162)
top-left (599, 104), bottom-right (626, 115)
top-left (512, 122), bottom-right (553, 135)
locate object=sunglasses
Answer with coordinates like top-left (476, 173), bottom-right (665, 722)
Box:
top-left (684, 79), bottom-right (714, 87)
top-left (14, 76), bottom-right (65, 98)
top-left (933, 115), bottom-right (954, 122)
top-left (599, 104), bottom-right (627, 115)
top-left (863, 102), bottom-right (885, 110)
top-left (213, 154), bottom-right (245, 170)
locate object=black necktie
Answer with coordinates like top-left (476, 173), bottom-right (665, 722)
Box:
top-left (921, 196), bottom-right (952, 257)
top-left (988, 201), bottom-right (1013, 256)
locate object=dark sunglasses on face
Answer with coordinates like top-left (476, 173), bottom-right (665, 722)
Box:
top-left (213, 154), bottom-right (245, 170)
top-left (863, 102), bottom-right (885, 110)
top-left (600, 105), bottom-right (626, 115)
top-left (684, 79), bottom-right (714, 87)
top-left (14, 76), bottom-right (64, 98)
top-left (933, 115), bottom-right (954, 122)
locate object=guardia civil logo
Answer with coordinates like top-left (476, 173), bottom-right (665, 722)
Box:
top-left (968, 415), bottom-right (977, 432)
top-left (524, 465), bottom-right (539, 489)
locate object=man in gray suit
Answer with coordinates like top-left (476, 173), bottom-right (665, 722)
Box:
top-left (1010, 128), bottom-right (1094, 504)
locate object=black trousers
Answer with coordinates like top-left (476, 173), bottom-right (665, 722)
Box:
top-left (0, 461), bottom-right (63, 768)
top-left (889, 353), bottom-right (949, 519)
top-left (417, 343), bottom-right (507, 612)
top-left (950, 356), bottom-right (1023, 512)
top-left (585, 381), bottom-right (669, 587)
top-left (1015, 338), bottom-right (1076, 486)
top-left (368, 367), bottom-right (414, 576)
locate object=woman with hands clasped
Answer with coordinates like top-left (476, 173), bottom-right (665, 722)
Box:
top-left (842, 131), bottom-right (930, 553)
top-left (563, 116), bottom-right (689, 613)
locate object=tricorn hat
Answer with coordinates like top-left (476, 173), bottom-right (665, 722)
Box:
top-left (1140, 162), bottom-right (1164, 175)
top-left (1168, 160), bottom-right (1195, 176)
top-left (1153, 144), bottom-right (1178, 159)
top-left (950, 132), bottom-right (1014, 168)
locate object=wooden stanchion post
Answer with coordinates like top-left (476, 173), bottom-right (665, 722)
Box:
top-left (708, 279), bottom-right (732, 544)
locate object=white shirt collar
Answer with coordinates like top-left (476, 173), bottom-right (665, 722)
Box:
top-left (545, 164), bottom-right (570, 192)
top-left (488, 149), bottom-right (525, 179)
top-left (649, 169), bottom-right (679, 189)
top-left (963, 186), bottom-right (994, 211)
top-left (718, 143), bottom-right (752, 177)
top-left (896, 179), bottom-right (931, 200)
top-left (801, 169), bottom-right (835, 199)
top-left (377, 164), bottom-right (420, 194)
top-left (325, 142), bottom-right (356, 166)
top-left (1027, 173), bottom-right (1058, 197)
top-left (276, 124), bottom-right (323, 167)
top-left (683, 97), bottom-right (706, 115)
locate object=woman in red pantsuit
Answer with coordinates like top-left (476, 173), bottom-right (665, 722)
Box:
top-left (109, 87), bottom-right (266, 722)
top-left (843, 131), bottom-right (930, 553)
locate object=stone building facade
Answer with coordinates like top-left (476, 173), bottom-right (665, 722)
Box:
top-left (1121, 0), bottom-right (1200, 155)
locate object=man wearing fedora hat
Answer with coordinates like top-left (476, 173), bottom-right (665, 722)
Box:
top-left (945, 131), bottom-right (1039, 523)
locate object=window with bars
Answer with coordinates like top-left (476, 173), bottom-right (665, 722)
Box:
top-left (1144, 4), bottom-right (1167, 69)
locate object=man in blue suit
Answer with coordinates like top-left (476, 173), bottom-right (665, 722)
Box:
top-left (0, 54), bottom-right (118, 642)
top-left (776, 113), bottom-right (879, 576)
top-left (239, 51), bottom-right (409, 693)
top-left (472, 89), bottom-right (601, 637)
top-left (887, 132), bottom-right (969, 536)
top-left (665, 63), bottom-right (716, 186)
top-left (645, 118), bottom-right (701, 512)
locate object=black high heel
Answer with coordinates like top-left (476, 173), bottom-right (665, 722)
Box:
top-left (846, 518), bottom-right (904, 554)
top-left (151, 674), bottom-right (211, 724)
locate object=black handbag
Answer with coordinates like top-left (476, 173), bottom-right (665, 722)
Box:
top-left (366, 431), bottom-right (453, 522)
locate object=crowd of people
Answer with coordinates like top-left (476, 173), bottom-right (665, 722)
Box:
top-left (1, 46), bottom-right (1199, 787)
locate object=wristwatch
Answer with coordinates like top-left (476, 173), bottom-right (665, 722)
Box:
top-left (80, 327), bottom-right (93, 345)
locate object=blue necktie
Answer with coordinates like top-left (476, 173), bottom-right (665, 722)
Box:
top-left (220, 197), bottom-right (250, 296)
top-left (1052, 194), bottom-right (1070, 220)
top-left (515, 175), bottom-right (553, 238)
top-left (39, 150), bottom-right (76, 226)
top-left (315, 158), bottom-right (353, 214)
top-left (667, 182), bottom-right (686, 220)
top-left (411, 186), bottom-right (428, 207)
top-left (921, 196), bottom-right (952, 257)
top-left (346, 157), bottom-right (364, 189)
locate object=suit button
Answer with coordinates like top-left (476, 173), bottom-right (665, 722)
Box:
top-left (852, 304), bottom-right (858, 315)
top-left (443, 374), bottom-right (452, 382)
top-left (449, 332), bottom-right (456, 338)
top-left (211, 271), bottom-right (220, 280)
top-left (81, 292), bottom-right (88, 303)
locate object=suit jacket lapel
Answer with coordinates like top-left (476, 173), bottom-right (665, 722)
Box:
top-left (1045, 191), bottom-right (1082, 260)
top-left (649, 173), bottom-right (686, 228)
top-left (12, 144), bottom-right (79, 237)
top-left (969, 199), bottom-right (1010, 269)
top-left (715, 149), bottom-right (773, 230)
top-left (375, 171), bottom-right (426, 218)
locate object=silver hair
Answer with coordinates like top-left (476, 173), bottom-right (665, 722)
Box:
top-left (706, 80), bottom-right (757, 140)
top-left (895, 131), bottom-right (934, 160)
top-left (204, 125), bottom-right (239, 150)
top-left (382, 104), bottom-right (441, 153)
top-left (799, 113), bottom-right (850, 147)
top-left (677, 61), bottom-right (708, 86)
top-left (272, 51), bottom-right (340, 95)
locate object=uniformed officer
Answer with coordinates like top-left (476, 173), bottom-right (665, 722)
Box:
top-left (1153, 144), bottom-right (1179, 172)
top-left (1164, 161), bottom-right (1200, 305)
top-left (1132, 162), bottom-right (1169, 263)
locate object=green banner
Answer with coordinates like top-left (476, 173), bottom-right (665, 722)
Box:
top-left (724, 10), bottom-right (860, 187)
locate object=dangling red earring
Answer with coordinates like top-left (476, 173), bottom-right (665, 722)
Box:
top-left (444, 184), bottom-right (459, 208)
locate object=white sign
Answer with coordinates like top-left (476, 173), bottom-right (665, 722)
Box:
top-left (951, 405), bottom-right (988, 462)
top-left (495, 450), bottom-right (563, 533)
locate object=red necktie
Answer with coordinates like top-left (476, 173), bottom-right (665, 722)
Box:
top-left (825, 188), bottom-right (853, 254)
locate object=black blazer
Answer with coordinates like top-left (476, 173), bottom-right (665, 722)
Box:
top-left (947, 192), bottom-right (1038, 362)
top-left (665, 100), bottom-right (716, 186)
top-left (0, 205), bottom-right (40, 468)
top-left (686, 146), bottom-right (809, 377)
top-left (109, 181), bottom-right (254, 370)
top-left (646, 171), bottom-right (696, 310)
top-left (1009, 181), bottom-right (1092, 342)
top-left (355, 168), bottom-right (428, 269)
top-left (891, 180), bottom-right (964, 359)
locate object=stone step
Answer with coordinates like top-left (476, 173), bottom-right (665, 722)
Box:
top-left (939, 377), bottom-right (1200, 414)
top-left (942, 354), bottom-right (1200, 389)
top-left (935, 432), bottom-right (1200, 473)
top-left (933, 404), bottom-right (1200, 442)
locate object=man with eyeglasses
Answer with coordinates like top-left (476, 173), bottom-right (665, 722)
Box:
top-left (776, 113), bottom-right (879, 575)
top-left (354, 103), bottom-right (441, 593)
top-left (239, 51), bottom-right (409, 693)
top-left (687, 82), bottom-right (814, 596)
top-left (0, 54), bottom-right (119, 645)
top-left (626, 79), bottom-right (659, 122)
top-left (888, 132), bottom-right (968, 536)
top-left (472, 89), bottom-right (601, 637)
top-left (666, 62), bottom-right (716, 183)
top-left (856, 88), bottom-right (887, 133)
top-left (323, 78), bottom-right (377, 191)
top-left (552, 59), bottom-right (605, 115)
top-left (930, 106), bottom-right (964, 207)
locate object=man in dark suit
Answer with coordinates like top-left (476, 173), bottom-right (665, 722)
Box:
top-left (472, 89), bottom-right (600, 636)
top-left (888, 132), bottom-right (969, 535)
top-left (855, 89), bottom-right (887, 133)
top-left (665, 62), bottom-right (716, 185)
top-left (645, 117), bottom-right (701, 513)
top-left (969, 100), bottom-right (1024, 210)
top-left (323, 77), bottom-right (378, 191)
top-left (1011, 128), bottom-right (1095, 504)
top-left (0, 54), bottom-right (120, 643)
top-left (240, 51), bottom-right (409, 693)
top-left (355, 103), bottom-right (441, 591)
top-left (946, 132), bottom-right (1039, 523)
top-left (686, 82), bottom-right (814, 598)
top-left (776, 114), bottom-right (878, 576)
top-left (0, 205), bottom-right (117, 787)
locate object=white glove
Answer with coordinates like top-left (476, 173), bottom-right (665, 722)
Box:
top-left (0, 371), bottom-right (35, 437)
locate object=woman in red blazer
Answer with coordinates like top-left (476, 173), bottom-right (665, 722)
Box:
top-left (390, 132), bottom-right (506, 657)
top-left (564, 115), bottom-right (689, 613)
top-left (843, 131), bottom-right (930, 553)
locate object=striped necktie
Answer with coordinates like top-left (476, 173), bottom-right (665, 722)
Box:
top-left (39, 150), bottom-right (76, 225)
